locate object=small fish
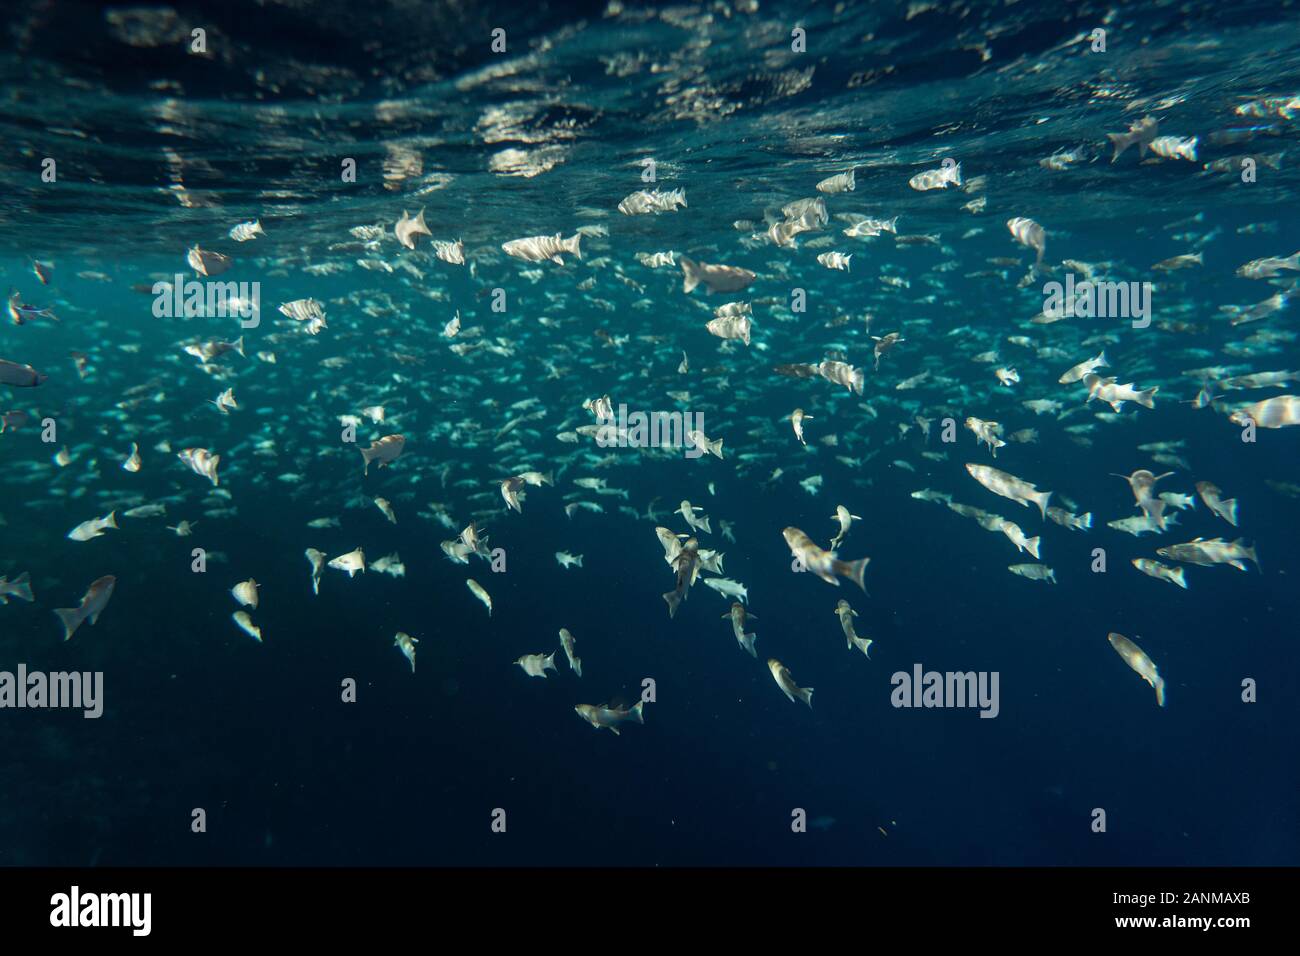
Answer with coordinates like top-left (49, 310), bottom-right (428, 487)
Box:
top-left (67, 511), bottom-right (118, 542)
top-left (680, 256), bottom-right (756, 295)
top-left (305, 548), bottom-right (325, 595)
top-left (1008, 563), bottom-right (1056, 583)
top-left (722, 602), bottom-right (758, 657)
top-left (122, 443), bottom-right (142, 473)
top-left (328, 547), bottom-right (366, 578)
top-left (816, 169), bottom-right (856, 194)
top-left (515, 651), bottom-right (557, 678)
top-left (559, 628), bottom-right (582, 677)
top-left (0, 572), bottom-right (35, 605)
top-left (232, 611), bottom-right (262, 642)
top-left (467, 578), bottom-right (492, 615)
top-left (834, 599), bottom-right (872, 658)
top-left (394, 632), bottom-right (419, 672)
top-left (228, 220), bottom-right (265, 242)
top-left (768, 659), bottom-right (814, 708)
top-left (186, 245), bottom-right (231, 277)
top-left (54, 576), bottom-right (116, 641)
top-left (231, 579), bottom-right (260, 609)
top-left (360, 434), bottom-right (405, 475)
top-left (1107, 632), bottom-right (1166, 707)
top-left (574, 701), bottom-right (645, 735)
top-left (1131, 559), bottom-right (1187, 590)
top-left (908, 162), bottom-right (962, 191)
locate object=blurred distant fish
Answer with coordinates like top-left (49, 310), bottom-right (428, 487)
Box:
top-left (394, 208), bottom-right (432, 250)
top-left (908, 162), bottom-right (961, 191)
top-left (502, 233), bottom-right (582, 265)
top-left (768, 658), bottom-right (814, 708)
top-left (0, 572), bottom-right (35, 605)
top-left (8, 291), bottom-right (57, 326)
top-left (1006, 217), bottom-right (1046, 265)
top-left (680, 257), bottom-right (755, 295)
top-left (178, 447), bottom-right (221, 486)
top-left (618, 188), bottom-right (686, 215)
top-left (816, 169), bottom-right (855, 194)
top-left (186, 245), bottom-right (230, 277)
top-left (54, 576), bottom-right (116, 641)
top-left (1107, 116), bottom-right (1159, 162)
top-left (228, 220), bottom-right (264, 242)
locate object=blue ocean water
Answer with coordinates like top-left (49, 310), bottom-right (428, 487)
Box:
top-left (0, 0), bottom-right (1298, 866)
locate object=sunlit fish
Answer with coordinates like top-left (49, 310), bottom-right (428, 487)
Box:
top-left (783, 527), bottom-right (869, 590)
top-left (502, 233), bottom-right (582, 265)
top-left (360, 435), bottom-right (405, 474)
top-left (574, 701), bottom-right (645, 735)
top-left (680, 257), bottom-right (756, 295)
top-left (1107, 632), bottom-right (1166, 707)
top-left (768, 659), bottom-right (814, 708)
top-left (328, 547), bottom-right (366, 578)
top-left (722, 602), bottom-right (757, 657)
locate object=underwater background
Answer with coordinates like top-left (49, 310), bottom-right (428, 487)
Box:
top-left (1, 0), bottom-right (1298, 866)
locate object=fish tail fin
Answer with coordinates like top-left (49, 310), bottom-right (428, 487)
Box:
top-left (1137, 385), bottom-right (1158, 408)
top-left (708, 437), bottom-right (723, 458)
top-left (1107, 132), bottom-right (1130, 162)
top-left (565, 234), bottom-right (583, 260)
top-left (1080, 512), bottom-right (1093, 529)
top-left (11, 572), bottom-right (34, 602)
top-left (359, 447), bottom-right (372, 475)
top-left (1247, 543), bottom-right (1262, 573)
top-left (662, 589), bottom-right (682, 619)
top-left (54, 607), bottom-right (82, 642)
top-left (1034, 490), bottom-right (1052, 519)
top-left (105, 511), bottom-right (118, 530)
top-left (852, 368), bottom-right (865, 395)
top-left (1026, 536), bottom-right (1041, 559)
top-left (1173, 568), bottom-right (1188, 589)
top-left (797, 686), bottom-right (815, 709)
top-left (698, 516), bottom-right (712, 535)
top-left (741, 634), bottom-right (757, 658)
top-left (233, 335), bottom-right (245, 358)
top-left (837, 557), bottom-right (870, 591)
top-left (1154, 676), bottom-right (1167, 707)
top-left (680, 256), bottom-right (699, 294)
top-left (1223, 499), bottom-right (1239, 526)
top-left (630, 700), bottom-right (645, 724)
